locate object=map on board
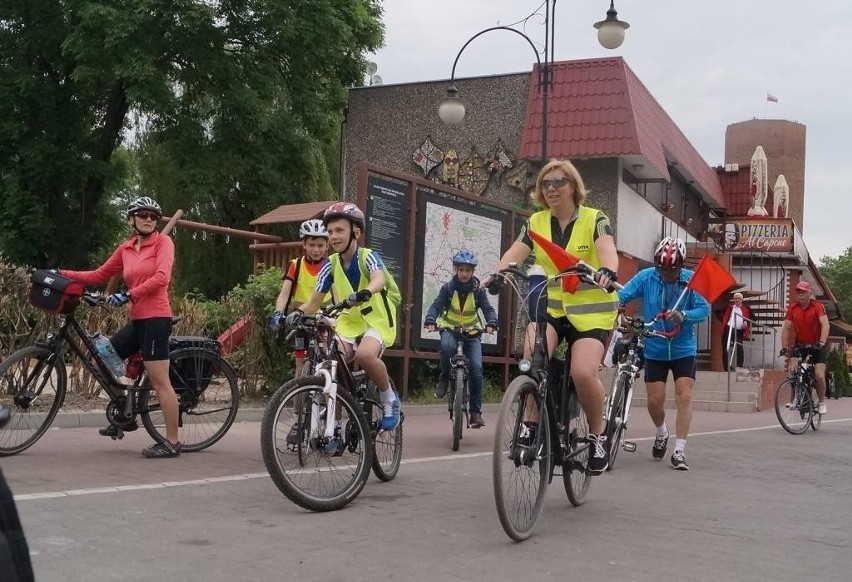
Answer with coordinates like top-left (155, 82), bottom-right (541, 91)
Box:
top-left (418, 198), bottom-right (504, 347)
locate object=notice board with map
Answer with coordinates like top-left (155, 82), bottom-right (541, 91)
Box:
top-left (412, 185), bottom-right (510, 354)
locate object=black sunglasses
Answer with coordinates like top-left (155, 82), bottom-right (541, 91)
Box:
top-left (133, 212), bottom-right (160, 221)
top-left (541, 177), bottom-right (573, 190)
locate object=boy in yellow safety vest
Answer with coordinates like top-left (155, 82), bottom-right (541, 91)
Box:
top-left (424, 250), bottom-right (497, 428)
top-left (286, 202), bottom-right (402, 435)
top-left (269, 218), bottom-right (330, 378)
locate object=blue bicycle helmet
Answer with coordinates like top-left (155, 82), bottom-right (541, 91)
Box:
top-left (452, 249), bottom-right (478, 267)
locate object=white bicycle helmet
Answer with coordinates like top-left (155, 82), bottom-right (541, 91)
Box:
top-left (127, 196), bottom-right (163, 218)
top-left (299, 219), bottom-right (328, 239)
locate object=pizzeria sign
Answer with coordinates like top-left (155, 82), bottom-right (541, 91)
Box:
top-left (725, 218), bottom-right (794, 253)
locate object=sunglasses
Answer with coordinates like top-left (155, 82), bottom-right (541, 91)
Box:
top-left (133, 212), bottom-right (160, 221)
top-left (541, 177), bottom-right (573, 190)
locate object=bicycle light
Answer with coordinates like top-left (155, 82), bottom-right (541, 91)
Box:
top-left (518, 359), bottom-right (532, 373)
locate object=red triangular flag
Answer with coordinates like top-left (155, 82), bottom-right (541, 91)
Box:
top-left (687, 255), bottom-right (737, 304)
top-left (527, 229), bottom-right (580, 293)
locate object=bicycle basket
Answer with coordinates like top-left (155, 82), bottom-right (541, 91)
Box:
top-left (29, 270), bottom-right (84, 314)
top-left (168, 337), bottom-right (220, 393)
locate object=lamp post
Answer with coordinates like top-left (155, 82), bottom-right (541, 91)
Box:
top-left (438, 0), bottom-right (629, 162)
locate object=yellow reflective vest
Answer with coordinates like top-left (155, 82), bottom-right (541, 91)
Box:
top-left (529, 207), bottom-right (617, 331)
top-left (328, 248), bottom-right (400, 345)
top-left (286, 257), bottom-right (329, 311)
top-left (436, 291), bottom-right (483, 331)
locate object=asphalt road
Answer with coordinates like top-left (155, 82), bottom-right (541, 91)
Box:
top-left (3, 399), bottom-right (852, 582)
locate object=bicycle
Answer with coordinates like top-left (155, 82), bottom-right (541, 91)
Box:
top-left (489, 262), bottom-right (616, 541)
top-left (604, 310), bottom-right (675, 470)
top-left (260, 299), bottom-right (404, 512)
top-left (429, 325), bottom-right (485, 452)
top-left (774, 344), bottom-right (824, 434)
top-left (0, 292), bottom-right (240, 456)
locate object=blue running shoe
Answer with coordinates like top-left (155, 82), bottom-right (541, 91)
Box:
top-left (325, 436), bottom-right (344, 455)
top-left (380, 394), bottom-right (401, 431)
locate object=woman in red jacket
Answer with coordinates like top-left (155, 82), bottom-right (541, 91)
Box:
top-left (61, 197), bottom-right (181, 458)
top-left (721, 292), bottom-right (753, 371)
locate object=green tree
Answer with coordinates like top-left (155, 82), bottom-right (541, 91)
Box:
top-left (820, 245), bottom-right (852, 320)
top-left (1, 1), bottom-right (383, 289)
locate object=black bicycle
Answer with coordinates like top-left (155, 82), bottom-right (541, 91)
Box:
top-left (0, 292), bottom-right (240, 456)
top-left (604, 310), bottom-right (675, 470)
top-left (490, 262), bottom-right (614, 541)
top-left (260, 300), bottom-right (404, 512)
top-left (430, 325), bottom-right (483, 451)
top-left (774, 344), bottom-right (824, 434)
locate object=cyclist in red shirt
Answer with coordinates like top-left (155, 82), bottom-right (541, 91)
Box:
top-left (61, 197), bottom-right (181, 458)
top-left (781, 281), bottom-right (830, 414)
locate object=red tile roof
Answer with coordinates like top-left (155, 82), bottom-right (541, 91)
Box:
top-left (250, 201), bottom-right (333, 226)
top-left (520, 57), bottom-right (726, 209)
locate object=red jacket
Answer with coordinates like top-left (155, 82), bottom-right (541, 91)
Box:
top-left (62, 231), bottom-right (174, 320)
top-left (721, 302), bottom-right (753, 339)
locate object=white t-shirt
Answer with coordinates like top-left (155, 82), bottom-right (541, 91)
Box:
top-left (730, 305), bottom-right (745, 329)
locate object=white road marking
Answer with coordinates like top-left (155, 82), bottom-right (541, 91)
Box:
top-left (14, 417), bottom-right (851, 502)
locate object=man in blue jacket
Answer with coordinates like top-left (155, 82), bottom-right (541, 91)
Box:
top-left (617, 238), bottom-right (710, 471)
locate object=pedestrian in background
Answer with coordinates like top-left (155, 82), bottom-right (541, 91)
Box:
top-left (721, 292), bottom-right (753, 371)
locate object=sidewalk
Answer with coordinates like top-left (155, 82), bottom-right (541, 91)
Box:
top-left (48, 402), bottom-right (507, 429)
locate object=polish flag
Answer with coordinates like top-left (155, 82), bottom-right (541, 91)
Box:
top-left (766, 93), bottom-right (779, 103)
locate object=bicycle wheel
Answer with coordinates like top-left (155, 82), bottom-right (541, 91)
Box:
top-left (261, 377), bottom-right (373, 512)
top-left (451, 368), bottom-right (464, 451)
top-left (493, 375), bottom-right (550, 542)
top-left (141, 347), bottom-right (240, 451)
top-left (0, 346), bottom-right (67, 456)
top-left (365, 381), bottom-right (403, 482)
top-left (604, 373), bottom-right (629, 471)
top-left (774, 379), bottom-right (812, 434)
top-left (563, 387), bottom-right (591, 506)
top-left (810, 386), bottom-right (822, 431)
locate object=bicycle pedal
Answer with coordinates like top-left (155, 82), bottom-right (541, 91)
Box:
top-left (623, 441), bottom-right (637, 453)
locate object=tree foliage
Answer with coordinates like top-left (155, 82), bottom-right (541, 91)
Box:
top-left (1, 1), bottom-right (384, 296)
top-left (819, 245), bottom-right (852, 321)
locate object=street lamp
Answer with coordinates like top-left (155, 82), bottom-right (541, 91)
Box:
top-left (438, 0), bottom-right (630, 161)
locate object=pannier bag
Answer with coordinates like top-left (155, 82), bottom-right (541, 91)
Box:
top-left (29, 270), bottom-right (84, 314)
top-left (168, 337), bottom-right (220, 393)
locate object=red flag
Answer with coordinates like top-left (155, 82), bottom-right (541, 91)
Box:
top-left (527, 229), bottom-right (580, 293)
top-left (687, 255), bottom-right (737, 304)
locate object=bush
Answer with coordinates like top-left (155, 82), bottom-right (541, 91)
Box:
top-left (827, 347), bottom-right (850, 397)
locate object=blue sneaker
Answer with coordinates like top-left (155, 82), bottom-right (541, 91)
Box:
top-left (325, 435), bottom-right (344, 455)
top-left (380, 394), bottom-right (401, 431)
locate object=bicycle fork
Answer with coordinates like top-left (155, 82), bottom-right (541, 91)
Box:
top-left (316, 365), bottom-right (338, 441)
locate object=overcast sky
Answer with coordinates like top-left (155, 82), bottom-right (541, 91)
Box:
top-left (369, 0), bottom-right (851, 264)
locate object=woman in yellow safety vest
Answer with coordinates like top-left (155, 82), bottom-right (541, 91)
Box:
top-left (488, 158), bottom-right (619, 475)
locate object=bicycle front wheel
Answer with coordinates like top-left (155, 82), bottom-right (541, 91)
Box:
top-left (366, 381), bottom-right (403, 482)
top-left (451, 369), bottom-right (464, 451)
top-left (0, 346), bottom-right (67, 456)
top-left (563, 387), bottom-right (591, 506)
top-left (141, 348), bottom-right (240, 451)
top-left (493, 375), bottom-right (550, 542)
top-left (261, 377), bottom-right (373, 512)
top-left (604, 373), bottom-right (629, 471)
top-left (774, 378), bottom-right (812, 435)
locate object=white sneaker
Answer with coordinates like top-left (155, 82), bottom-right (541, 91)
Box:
top-left (785, 400), bottom-right (798, 410)
top-left (817, 402), bottom-right (827, 415)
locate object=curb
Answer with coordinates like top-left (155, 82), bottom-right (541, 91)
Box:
top-left (49, 403), bottom-right (504, 429)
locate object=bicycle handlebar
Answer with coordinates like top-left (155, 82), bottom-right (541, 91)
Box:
top-left (488, 261), bottom-right (621, 295)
